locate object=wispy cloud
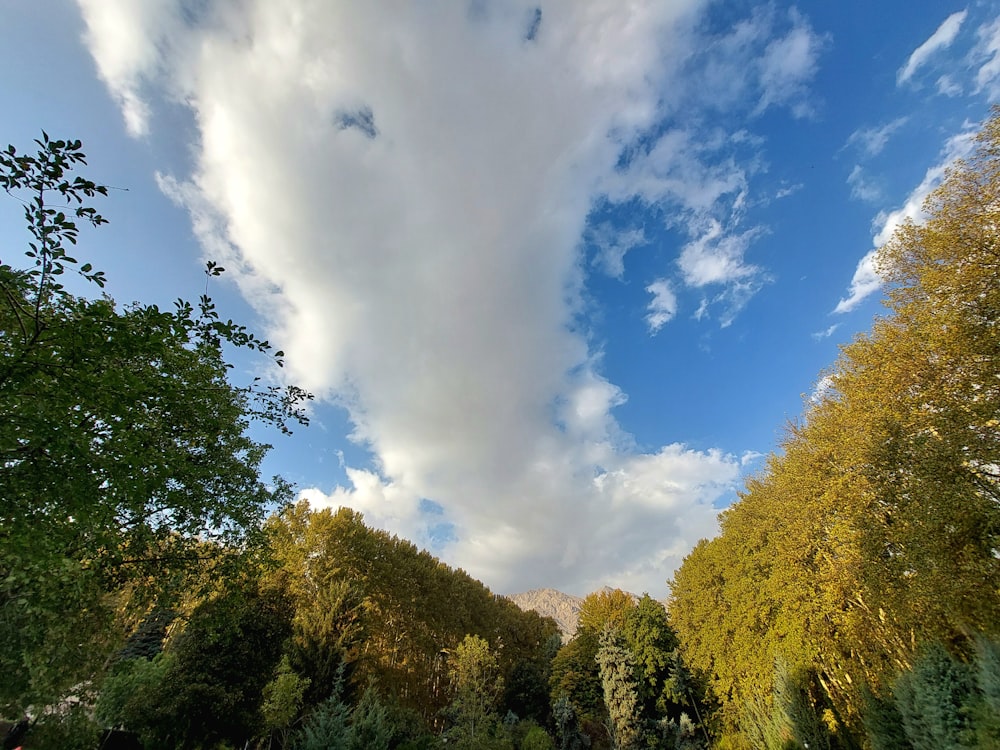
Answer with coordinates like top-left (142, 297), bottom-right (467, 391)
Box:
top-left (684, 6), bottom-right (826, 118)
top-left (755, 9), bottom-right (826, 117)
top-left (590, 223), bottom-right (647, 279)
top-left (834, 127), bottom-right (977, 313)
top-left (897, 10), bottom-right (968, 85)
top-left (936, 74), bottom-right (963, 97)
top-left (845, 117), bottom-right (908, 157)
top-left (847, 165), bottom-right (882, 203)
top-left (811, 324), bottom-right (839, 341)
top-left (974, 16), bottom-right (1000, 98)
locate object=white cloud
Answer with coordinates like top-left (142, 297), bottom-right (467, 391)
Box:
top-left (835, 128), bottom-right (977, 313)
top-left (847, 165), bottom-right (882, 203)
top-left (809, 374), bottom-right (835, 404)
top-left (811, 323), bottom-right (839, 341)
top-left (974, 16), bottom-right (1000, 98)
top-left (645, 280), bottom-right (677, 332)
top-left (897, 10), bottom-right (968, 85)
top-left (590, 224), bottom-right (646, 279)
top-left (75, 0), bottom-right (789, 595)
top-left (775, 183), bottom-right (802, 199)
top-left (678, 220), bottom-right (763, 288)
top-left (755, 11), bottom-right (825, 117)
top-left (845, 117), bottom-right (908, 157)
top-left (937, 74), bottom-right (963, 97)
top-left (685, 6), bottom-right (825, 118)
top-left (75, 0), bottom-right (194, 137)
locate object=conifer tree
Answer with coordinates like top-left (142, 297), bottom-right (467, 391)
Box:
top-left (892, 643), bottom-right (975, 750)
top-left (597, 628), bottom-right (643, 750)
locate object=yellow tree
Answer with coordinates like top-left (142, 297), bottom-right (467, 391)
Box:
top-left (670, 107), bottom-right (1000, 744)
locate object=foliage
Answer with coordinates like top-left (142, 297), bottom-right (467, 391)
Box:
top-left (447, 634), bottom-right (505, 742)
top-left (266, 502), bottom-right (558, 727)
top-left (550, 628), bottom-right (605, 739)
top-left (669, 108), bottom-right (1000, 741)
top-left (99, 579), bottom-right (294, 749)
top-left (892, 642), bottom-right (976, 750)
top-left (347, 683), bottom-right (392, 750)
top-left (861, 687), bottom-right (913, 750)
top-left (578, 590), bottom-right (635, 635)
top-left (115, 606), bottom-right (177, 662)
top-left (505, 658), bottom-right (554, 726)
top-left (596, 628), bottom-right (642, 750)
top-left (294, 691), bottom-right (350, 750)
top-left (289, 575), bottom-right (365, 709)
top-left (553, 694), bottom-right (592, 750)
top-left (262, 656), bottom-right (312, 743)
top-left (0, 134), bottom-right (310, 713)
top-left (95, 652), bottom-right (175, 748)
top-left (969, 636), bottom-right (1000, 747)
top-left (27, 703), bottom-right (101, 750)
top-left (164, 579), bottom-right (293, 747)
top-left (520, 721), bottom-right (557, 750)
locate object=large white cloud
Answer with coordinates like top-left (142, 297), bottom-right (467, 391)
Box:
top-left (74, 0), bottom-right (816, 595)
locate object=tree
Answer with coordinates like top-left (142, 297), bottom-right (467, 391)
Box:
top-left (668, 107), bottom-right (1000, 745)
top-left (553, 694), bottom-right (591, 750)
top-left (578, 590), bottom-right (635, 636)
top-left (347, 684), bottom-right (392, 750)
top-left (261, 656), bottom-right (311, 748)
top-left (294, 688), bottom-right (351, 750)
top-left (143, 579), bottom-right (294, 749)
top-left (892, 643), bottom-right (976, 750)
top-left (550, 628), bottom-right (605, 738)
top-left (596, 628), bottom-right (642, 750)
top-left (446, 634), bottom-right (506, 745)
top-left (0, 134), bottom-right (310, 712)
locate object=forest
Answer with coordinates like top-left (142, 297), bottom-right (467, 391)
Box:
top-left (0, 108), bottom-right (998, 749)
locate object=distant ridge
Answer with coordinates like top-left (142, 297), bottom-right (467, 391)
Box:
top-left (507, 588), bottom-right (583, 640)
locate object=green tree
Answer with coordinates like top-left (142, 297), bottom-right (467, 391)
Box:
top-left (294, 691), bottom-right (350, 750)
top-left (969, 636), bottom-right (1000, 747)
top-left (552, 694), bottom-right (591, 750)
top-left (892, 643), bottom-right (976, 750)
top-left (550, 628), bottom-right (605, 737)
top-left (596, 628), bottom-right (642, 750)
top-left (262, 656), bottom-right (311, 747)
top-left (0, 134), bottom-right (310, 713)
top-left (156, 579), bottom-right (294, 748)
top-left (347, 684), bottom-right (392, 750)
top-left (446, 634), bottom-right (506, 744)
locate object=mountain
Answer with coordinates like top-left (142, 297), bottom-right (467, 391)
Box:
top-left (508, 588), bottom-right (584, 640)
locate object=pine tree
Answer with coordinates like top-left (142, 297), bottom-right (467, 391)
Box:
top-left (893, 643), bottom-right (975, 750)
top-left (597, 628), bottom-right (643, 750)
top-left (294, 694), bottom-right (350, 750)
top-left (861, 687), bottom-right (912, 750)
top-left (552, 695), bottom-right (591, 750)
top-left (348, 684), bottom-right (392, 750)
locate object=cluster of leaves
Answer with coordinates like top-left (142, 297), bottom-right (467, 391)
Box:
top-left (668, 108), bottom-right (1000, 747)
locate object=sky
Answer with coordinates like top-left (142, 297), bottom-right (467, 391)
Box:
top-left (2, 1), bottom-right (997, 597)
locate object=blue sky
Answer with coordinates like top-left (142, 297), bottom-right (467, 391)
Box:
top-left (2, 1), bottom-right (997, 596)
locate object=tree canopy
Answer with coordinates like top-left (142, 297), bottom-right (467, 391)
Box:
top-left (0, 134), bottom-right (310, 712)
top-left (668, 108), bottom-right (1000, 747)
